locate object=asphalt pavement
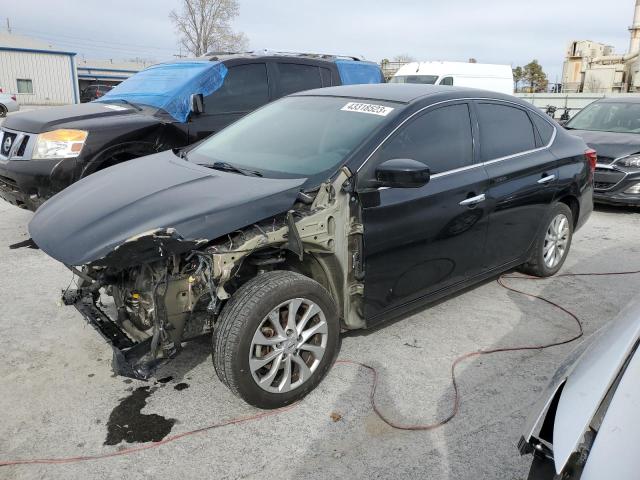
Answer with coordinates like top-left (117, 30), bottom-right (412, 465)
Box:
top-left (1, 201), bottom-right (639, 480)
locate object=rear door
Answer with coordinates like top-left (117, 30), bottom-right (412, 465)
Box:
top-left (359, 102), bottom-right (490, 322)
top-left (476, 101), bottom-right (559, 269)
top-left (190, 62), bottom-right (271, 141)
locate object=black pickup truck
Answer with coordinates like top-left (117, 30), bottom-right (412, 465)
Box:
top-left (0, 52), bottom-right (383, 210)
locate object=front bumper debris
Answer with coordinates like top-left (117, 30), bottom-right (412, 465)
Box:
top-left (62, 289), bottom-right (174, 379)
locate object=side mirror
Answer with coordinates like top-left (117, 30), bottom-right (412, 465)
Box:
top-left (190, 93), bottom-right (204, 115)
top-left (375, 158), bottom-right (430, 188)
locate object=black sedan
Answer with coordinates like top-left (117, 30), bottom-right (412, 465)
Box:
top-left (565, 97), bottom-right (640, 206)
top-left (28, 84), bottom-right (594, 408)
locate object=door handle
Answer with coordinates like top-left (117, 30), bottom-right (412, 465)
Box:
top-left (537, 174), bottom-right (556, 185)
top-left (459, 193), bottom-right (486, 207)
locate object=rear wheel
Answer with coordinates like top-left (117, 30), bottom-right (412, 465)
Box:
top-left (0, 104), bottom-right (7, 117)
top-left (212, 270), bottom-right (340, 409)
top-left (519, 203), bottom-right (573, 277)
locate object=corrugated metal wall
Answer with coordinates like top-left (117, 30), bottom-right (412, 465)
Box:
top-left (0, 51), bottom-right (76, 105)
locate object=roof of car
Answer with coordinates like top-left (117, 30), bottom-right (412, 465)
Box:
top-left (596, 96), bottom-right (640, 104)
top-left (292, 83), bottom-right (521, 105)
top-left (196, 51), bottom-right (365, 63)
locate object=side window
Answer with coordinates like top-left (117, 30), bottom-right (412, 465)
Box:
top-left (476, 103), bottom-right (536, 161)
top-left (531, 113), bottom-right (554, 145)
top-left (440, 76), bottom-right (454, 86)
top-left (276, 63), bottom-right (322, 96)
top-left (204, 63), bottom-right (269, 114)
top-left (376, 104), bottom-right (473, 175)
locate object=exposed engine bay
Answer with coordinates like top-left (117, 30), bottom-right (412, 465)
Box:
top-left (62, 168), bottom-right (364, 379)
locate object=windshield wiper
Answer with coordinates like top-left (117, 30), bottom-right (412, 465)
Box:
top-left (204, 161), bottom-right (263, 177)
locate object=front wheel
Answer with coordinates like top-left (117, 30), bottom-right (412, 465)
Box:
top-left (519, 203), bottom-right (574, 277)
top-left (212, 271), bottom-right (341, 409)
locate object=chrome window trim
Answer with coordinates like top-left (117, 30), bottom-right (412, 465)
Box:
top-left (357, 97), bottom-right (558, 180)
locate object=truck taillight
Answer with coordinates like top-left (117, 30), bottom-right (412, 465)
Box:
top-left (585, 149), bottom-right (597, 173)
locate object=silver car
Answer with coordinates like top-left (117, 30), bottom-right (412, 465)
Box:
top-left (519, 297), bottom-right (640, 479)
top-left (0, 93), bottom-right (19, 117)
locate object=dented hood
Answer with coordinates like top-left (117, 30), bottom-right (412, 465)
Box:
top-left (568, 129), bottom-right (640, 160)
top-left (29, 151), bottom-right (306, 266)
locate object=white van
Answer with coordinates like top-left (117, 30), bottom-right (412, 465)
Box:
top-left (390, 61), bottom-right (514, 95)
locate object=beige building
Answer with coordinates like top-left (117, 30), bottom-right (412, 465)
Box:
top-left (562, 0), bottom-right (640, 93)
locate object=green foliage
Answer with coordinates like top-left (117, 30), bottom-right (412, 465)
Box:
top-left (513, 60), bottom-right (548, 93)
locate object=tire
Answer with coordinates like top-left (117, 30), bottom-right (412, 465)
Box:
top-left (0, 104), bottom-right (7, 118)
top-left (519, 202), bottom-right (573, 277)
top-left (212, 270), bottom-right (341, 409)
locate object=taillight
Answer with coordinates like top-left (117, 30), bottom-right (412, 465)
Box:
top-left (585, 149), bottom-right (597, 173)
top-left (10, 95), bottom-right (16, 101)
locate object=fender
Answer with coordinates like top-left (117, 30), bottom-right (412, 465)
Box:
top-left (80, 141), bottom-right (162, 178)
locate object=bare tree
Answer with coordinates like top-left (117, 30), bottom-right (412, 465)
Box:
top-left (393, 54), bottom-right (416, 63)
top-left (170, 0), bottom-right (249, 57)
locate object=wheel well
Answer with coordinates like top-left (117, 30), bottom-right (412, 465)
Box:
top-left (558, 195), bottom-right (579, 228)
top-left (96, 150), bottom-right (141, 171)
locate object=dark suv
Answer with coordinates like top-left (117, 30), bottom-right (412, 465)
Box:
top-left (0, 52), bottom-right (383, 210)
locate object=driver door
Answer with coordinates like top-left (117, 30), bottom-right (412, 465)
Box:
top-left (358, 102), bottom-right (490, 324)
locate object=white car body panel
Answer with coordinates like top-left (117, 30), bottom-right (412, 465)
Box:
top-left (0, 93), bottom-right (19, 114)
top-left (581, 347), bottom-right (640, 479)
top-left (552, 297), bottom-right (640, 473)
top-left (391, 62), bottom-right (514, 95)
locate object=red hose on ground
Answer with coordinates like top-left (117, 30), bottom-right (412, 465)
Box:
top-left (1, 270), bottom-right (639, 467)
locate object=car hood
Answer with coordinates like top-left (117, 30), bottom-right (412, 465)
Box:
top-left (2, 102), bottom-right (147, 134)
top-left (568, 129), bottom-right (640, 161)
top-left (29, 150), bottom-right (306, 266)
top-left (521, 296), bottom-right (640, 475)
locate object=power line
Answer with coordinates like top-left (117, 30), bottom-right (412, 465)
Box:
top-left (12, 26), bottom-right (177, 53)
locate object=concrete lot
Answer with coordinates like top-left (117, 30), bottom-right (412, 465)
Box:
top-left (1, 200), bottom-right (639, 480)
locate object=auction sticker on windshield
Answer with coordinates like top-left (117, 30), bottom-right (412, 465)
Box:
top-left (341, 102), bottom-right (394, 116)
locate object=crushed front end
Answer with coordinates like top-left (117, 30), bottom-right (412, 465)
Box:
top-left (56, 168), bottom-right (362, 380)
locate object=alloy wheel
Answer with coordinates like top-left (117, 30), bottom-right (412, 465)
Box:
top-left (249, 298), bottom-right (328, 393)
top-left (543, 213), bottom-right (570, 269)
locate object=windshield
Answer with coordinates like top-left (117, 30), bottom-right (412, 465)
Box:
top-left (188, 96), bottom-right (399, 180)
top-left (390, 75), bottom-right (439, 85)
top-left (566, 101), bottom-right (640, 134)
top-left (95, 61), bottom-right (227, 123)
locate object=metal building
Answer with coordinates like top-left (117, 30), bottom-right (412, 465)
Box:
top-left (0, 32), bottom-right (79, 105)
top-left (76, 59), bottom-right (147, 91)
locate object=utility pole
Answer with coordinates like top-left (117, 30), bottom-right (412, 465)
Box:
top-left (6, 18), bottom-right (12, 34)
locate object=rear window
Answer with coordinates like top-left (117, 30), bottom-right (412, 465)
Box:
top-left (277, 63), bottom-right (322, 96)
top-left (476, 103), bottom-right (537, 160)
top-left (531, 114), bottom-right (554, 145)
top-left (389, 75), bottom-right (438, 85)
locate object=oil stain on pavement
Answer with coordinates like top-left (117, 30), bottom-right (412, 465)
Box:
top-left (104, 386), bottom-right (176, 445)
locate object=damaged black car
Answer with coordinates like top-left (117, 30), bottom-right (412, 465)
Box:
top-left (29, 84), bottom-right (594, 408)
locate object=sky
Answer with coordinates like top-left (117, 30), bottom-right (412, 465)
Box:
top-left (0, 0), bottom-right (635, 83)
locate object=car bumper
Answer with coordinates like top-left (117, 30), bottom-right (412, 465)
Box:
top-left (0, 157), bottom-right (77, 210)
top-left (594, 169), bottom-right (640, 206)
